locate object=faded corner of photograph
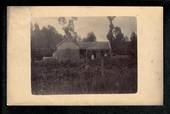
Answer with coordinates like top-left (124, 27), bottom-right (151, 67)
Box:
top-left (31, 16), bottom-right (137, 95)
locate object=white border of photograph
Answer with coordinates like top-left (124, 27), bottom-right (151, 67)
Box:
top-left (7, 6), bottom-right (163, 105)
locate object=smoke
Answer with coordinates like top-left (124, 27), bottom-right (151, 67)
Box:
top-left (58, 17), bottom-right (78, 39)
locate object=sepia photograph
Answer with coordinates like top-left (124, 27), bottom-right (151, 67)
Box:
top-left (31, 16), bottom-right (137, 94)
top-left (7, 7), bottom-right (163, 105)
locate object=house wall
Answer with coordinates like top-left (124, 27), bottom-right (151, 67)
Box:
top-left (53, 42), bottom-right (80, 62)
top-left (87, 49), bottom-right (111, 59)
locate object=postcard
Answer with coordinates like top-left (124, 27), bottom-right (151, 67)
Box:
top-left (7, 6), bottom-right (163, 105)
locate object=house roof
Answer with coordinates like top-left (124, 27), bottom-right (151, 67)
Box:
top-left (87, 42), bottom-right (111, 50)
top-left (76, 42), bottom-right (97, 49)
top-left (56, 38), bottom-right (73, 48)
top-left (56, 38), bottom-right (111, 50)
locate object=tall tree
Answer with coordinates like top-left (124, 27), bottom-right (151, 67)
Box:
top-left (58, 17), bottom-right (79, 41)
top-left (31, 24), bottom-right (63, 49)
top-left (129, 32), bottom-right (137, 57)
top-left (106, 17), bottom-right (131, 55)
top-left (106, 16), bottom-right (116, 48)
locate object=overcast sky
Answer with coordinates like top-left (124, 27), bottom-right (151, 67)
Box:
top-left (32, 17), bottom-right (137, 41)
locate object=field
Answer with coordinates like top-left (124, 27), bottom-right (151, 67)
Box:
top-left (31, 56), bottom-right (137, 94)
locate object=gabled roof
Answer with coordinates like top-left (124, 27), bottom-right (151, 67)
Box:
top-left (76, 42), bottom-right (97, 49)
top-left (56, 38), bottom-right (73, 48)
top-left (87, 42), bottom-right (111, 50)
top-left (56, 38), bottom-right (111, 50)
top-left (77, 42), bottom-right (111, 50)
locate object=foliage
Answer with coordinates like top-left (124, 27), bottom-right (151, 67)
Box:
top-left (31, 23), bottom-right (64, 60)
top-left (31, 57), bottom-right (137, 94)
top-left (31, 23), bottom-right (63, 49)
top-left (106, 17), bottom-right (137, 56)
top-left (31, 17), bottom-right (137, 60)
top-left (83, 32), bottom-right (96, 42)
top-left (129, 32), bottom-right (137, 58)
top-left (58, 17), bottom-right (79, 41)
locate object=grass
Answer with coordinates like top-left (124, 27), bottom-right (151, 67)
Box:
top-left (31, 57), bottom-right (137, 94)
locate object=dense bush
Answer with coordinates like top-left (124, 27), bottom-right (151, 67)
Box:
top-left (31, 57), bottom-right (137, 94)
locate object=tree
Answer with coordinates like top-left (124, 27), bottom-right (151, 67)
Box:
top-left (58, 17), bottom-right (80, 41)
top-left (83, 32), bottom-right (96, 42)
top-left (124, 36), bottom-right (129, 42)
top-left (58, 17), bottom-right (67, 25)
top-left (130, 32), bottom-right (137, 43)
top-left (31, 23), bottom-right (41, 49)
top-left (106, 16), bottom-right (116, 48)
top-left (107, 16), bottom-right (116, 25)
top-left (31, 24), bottom-right (65, 60)
top-left (107, 25), bottom-right (126, 54)
top-left (129, 32), bottom-right (137, 58)
top-left (31, 24), bottom-right (63, 49)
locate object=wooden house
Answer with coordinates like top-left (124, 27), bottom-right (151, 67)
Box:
top-left (52, 38), bottom-right (111, 62)
top-left (52, 39), bottom-right (80, 62)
